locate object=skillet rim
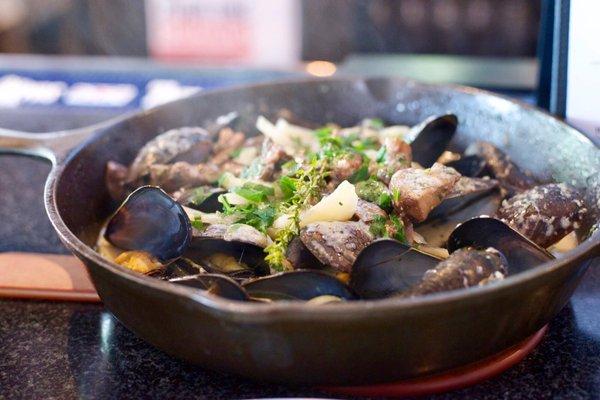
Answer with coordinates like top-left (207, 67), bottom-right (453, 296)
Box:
top-left (44, 76), bottom-right (600, 319)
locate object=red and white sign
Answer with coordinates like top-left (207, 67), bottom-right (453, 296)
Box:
top-left (145, 0), bottom-right (301, 67)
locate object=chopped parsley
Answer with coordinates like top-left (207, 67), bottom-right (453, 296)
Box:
top-left (355, 178), bottom-right (393, 211)
top-left (278, 175), bottom-right (297, 200)
top-left (233, 182), bottom-right (274, 203)
top-left (369, 215), bottom-right (388, 237)
top-left (191, 217), bottom-right (205, 231)
top-left (369, 214), bottom-right (407, 244)
top-left (389, 214), bottom-right (407, 243)
top-left (348, 163), bottom-right (370, 183)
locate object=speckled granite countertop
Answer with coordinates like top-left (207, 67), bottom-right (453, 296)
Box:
top-left (1, 106), bottom-right (599, 400)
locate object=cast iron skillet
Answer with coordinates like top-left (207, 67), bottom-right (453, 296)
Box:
top-left (1, 77), bottom-right (599, 385)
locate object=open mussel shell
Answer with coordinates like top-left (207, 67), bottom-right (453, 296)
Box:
top-left (350, 239), bottom-right (441, 299)
top-left (243, 270), bottom-right (356, 301)
top-left (170, 273), bottom-right (249, 301)
top-left (105, 186), bottom-right (192, 262)
top-left (445, 154), bottom-right (488, 177)
top-left (185, 238), bottom-right (269, 276)
top-left (447, 216), bottom-right (554, 274)
top-left (427, 177), bottom-right (499, 220)
top-left (405, 114), bottom-right (458, 167)
top-left (151, 258), bottom-right (204, 280)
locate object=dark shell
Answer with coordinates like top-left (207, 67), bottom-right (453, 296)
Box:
top-left (415, 189), bottom-right (502, 248)
top-left (350, 239), bottom-right (441, 299)
top-left (170, 273), bottom-right (249, 301)
top-left (447, 216), bottom-right (554, 274)
top-left (150, 258), bottom-right (204, 280)
top-left (185, 225), bottom-right (270, 276)
top-left (495, 183), bottom-right (587, 248)
top-left (105, 186), bottom-right (192, 262)
top-left (579, 172), bottom-right (600, 241)
top-left (243, 270), bottom-right (356, 301)
top-left (127, 127), bottom-right (213, 181)
top-left (465, 141), bottom-right (536, 195)
top-left (445, 154), bottom-right (488, 178)
top-left (285, 236), bottom-right (325, 270)
top-left (427, 177), bottom-right (499, 220)
top-left (399, 247), bottom-right (507, 298)
top-left (300, 221), bottom-right (373, 273)
top-left (405, 114), bottom-right (458, 167)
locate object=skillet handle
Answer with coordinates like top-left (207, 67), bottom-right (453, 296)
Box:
top-left (0, 113), bottom-right (132, 165)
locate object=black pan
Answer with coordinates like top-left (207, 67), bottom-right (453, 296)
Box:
top-left (1, 77), bottom-right (599, 385)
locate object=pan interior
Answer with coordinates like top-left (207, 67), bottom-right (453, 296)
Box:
top-left (52, 78), bottom-right (600, 258)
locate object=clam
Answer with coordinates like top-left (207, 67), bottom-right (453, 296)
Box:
top-left (243, 270), bottom-right (356, 301)
top-left (350, 239), bottom-right (441, 299)
top-left (170, 273), bottom-right (249, 301)
top-left (404, 114), bottom-right (458, 168)
top-left (105, 186), bottom-right (192, 262)
top-left (185, 224), bottom-right (271, 276)
top-left (447, 216), bottom-right (554, 274)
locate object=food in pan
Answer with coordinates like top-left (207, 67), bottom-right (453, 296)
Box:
top-left (97, 113), bottom-right (590, 303)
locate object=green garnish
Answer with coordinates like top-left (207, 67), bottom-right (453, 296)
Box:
top-left (348, 163), bottom-right (370, 183)
top-left (375, 145), bottom-right (387, 163)
top-left (355, 178), bottom-right (393, 211)
top-left (233, 182), bottom-right (274, 203)
top-left (369, 214), bottom-right (407, 244)
top-left (378, 191), bottom-right (392, 210)
top-left (392, 188), bottom-right (401, 203)
top-left (264, 159), bottom-right (328, 271)
top-left (230, 148), bottom-right (242, 158)
top-left (191, 217), bottom-right (205, 231)
top-left (278, 176), bottom-right (297, 200)
top-left (369, 215), bottom-right (388, 237)
top-left (390, 214), bottom-right (407, 243)
top-left (369, 118), bottom-right (384, 129)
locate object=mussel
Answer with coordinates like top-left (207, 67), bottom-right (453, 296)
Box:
top-left (243, 270), bottom-right (356, 301)
top-left (447, 216), bottom-right (554, 274)
top-left (127, 127), bottom-right (213, 181)
top-left (445, 154), bottom-right (488, 178)
top-left (350, 239), bottom-right (441, 299)
top-left (405, 114), bottom-right (458, 168)
top-left (427, 177), bottom-right (499, 220)
top-left (398, 247), bottom-right (507, 298)
top-left (105, 186), bottom-right (192, 262)
top-left (465, 141), bottom-right (537, 195)
top-left (170, 273), bottom-right (249, 301)
top-left (495, 183), bottom-right (587, 248)
top-left (185, 224), bottom-right (270, 276)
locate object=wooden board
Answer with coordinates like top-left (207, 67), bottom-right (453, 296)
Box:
top-left (0, 252), bottom-right (100, 302)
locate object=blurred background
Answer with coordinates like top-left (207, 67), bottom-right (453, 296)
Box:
top-left (0, 0), bottom-right (542, 117)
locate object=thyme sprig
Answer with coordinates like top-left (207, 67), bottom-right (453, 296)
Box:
top-left (264, 159), bottom-right (328, 271)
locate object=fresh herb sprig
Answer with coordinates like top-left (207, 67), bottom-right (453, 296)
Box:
top-left (264, 159), bottom-right (328, 271)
